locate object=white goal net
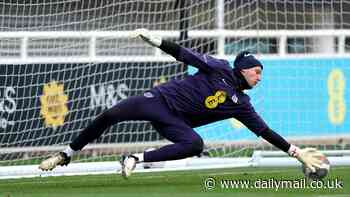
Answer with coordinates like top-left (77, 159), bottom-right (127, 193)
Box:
top-left (0, 0), bottom-right (350, 178)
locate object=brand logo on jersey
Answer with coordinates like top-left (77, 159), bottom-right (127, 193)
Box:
top-left (244, 53), bottom-right (252, 57)
top-left (144, 92), bottom-right (154, 98)
top-left (231, 94), bottom-right (238, 104)
top-left (40, 81), bottom-right (68, 128)
top-left (204, 90), bottom-right (227, 109)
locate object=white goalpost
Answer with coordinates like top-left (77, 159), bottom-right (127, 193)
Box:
top-left (1, 0), bottom-right (350, 179)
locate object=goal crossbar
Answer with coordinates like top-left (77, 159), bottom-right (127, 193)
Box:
top-left (1, 30), bottom-right (350, 64)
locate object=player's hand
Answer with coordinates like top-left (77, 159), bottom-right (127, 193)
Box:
top-left (129, 28), bottom-right (162, 47)
top-left (288, 145), bottom-right (323, 172)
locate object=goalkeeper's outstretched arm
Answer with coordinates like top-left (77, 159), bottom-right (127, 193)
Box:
top-left (235, 104), bottom-right (324, 173)
top-left (261, 128), bottom-right (323, 172)
top-left (130, 28), bottom-right (229, 73)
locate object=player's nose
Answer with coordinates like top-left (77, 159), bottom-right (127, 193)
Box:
top-left (257, 75), bottom-right (261, 81)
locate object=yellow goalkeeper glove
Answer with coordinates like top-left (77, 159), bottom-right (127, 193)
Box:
top-left (288, 145), bottom-right (323, 173)
top-left (129, 28), bottom-right (162, 47)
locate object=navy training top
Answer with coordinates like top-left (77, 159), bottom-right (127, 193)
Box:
top-left (153, 45), bottom-right (268, 136)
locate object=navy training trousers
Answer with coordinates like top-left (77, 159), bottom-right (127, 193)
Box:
top-left (69, 90), bottom-right (204, 162)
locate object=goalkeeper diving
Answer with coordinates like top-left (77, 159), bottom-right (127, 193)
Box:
top-left (39, 29), bottom-right (324, 178)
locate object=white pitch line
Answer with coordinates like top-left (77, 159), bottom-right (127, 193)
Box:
top-left (316, 195), bottom-right (350, 197)
top-left (206, 168), bottom-right (297, 176)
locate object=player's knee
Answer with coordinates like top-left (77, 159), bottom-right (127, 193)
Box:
top-left (189, 137), bottom-right (204, 155)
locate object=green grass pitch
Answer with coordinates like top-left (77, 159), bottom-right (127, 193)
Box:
top-left (0, 166), bottom-right (348, 197)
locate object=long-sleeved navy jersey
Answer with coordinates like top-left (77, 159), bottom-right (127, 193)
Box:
top-left (153, 45), bottom-right (268, 136)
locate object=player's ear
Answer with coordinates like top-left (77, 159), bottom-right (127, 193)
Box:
top-left (240, 69), bottom-right (246, 75)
